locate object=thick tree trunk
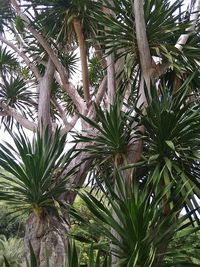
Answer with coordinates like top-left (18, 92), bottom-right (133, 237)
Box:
top-left (23, 213), bottom-right (68, 267)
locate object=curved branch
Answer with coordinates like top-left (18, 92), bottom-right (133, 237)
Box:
top-left (54, 71), bottom-right (87, 114)
top-left (51, 96), bottom-right (79, 134)
top-left (0, 102), bottom-right (37, 132)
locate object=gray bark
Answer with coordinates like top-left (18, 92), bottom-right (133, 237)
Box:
top-left (38, 59), bottom-right (55, 132)
top-left (23, 213), bottom-right (68, 267)
top-left (133, 0), bottom-right (152, 95)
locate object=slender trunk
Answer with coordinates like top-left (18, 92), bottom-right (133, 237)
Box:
top-left (133, 0), bottom-right (152, 93)
top-left (104, 0), bottom-right (116, 108)
top-left (111, 182), bottom-right (124, 267)
top-left (38, 58), bottom-right (55, 133)
top-left (23, 213), bottom-right (68, 267)
top-left (73, 19), bottom-right (90, 105)
top-left (107, 52), bottom-right (116, 107)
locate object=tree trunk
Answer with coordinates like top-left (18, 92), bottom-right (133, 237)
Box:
top-left (73, 18), bottom-right (90, 105)
top-left (23, 212), bottom-right (69, 267)
top-left (38, 58), bottom-right (55, 133)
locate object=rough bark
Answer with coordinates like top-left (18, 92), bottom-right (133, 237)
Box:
top-left (23, 213), bottom-right (68, 267)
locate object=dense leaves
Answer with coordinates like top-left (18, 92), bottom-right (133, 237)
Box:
top-left (0, 127), bottom-right (76, 216)
top-left (0, 0), bottom-right (200, 266)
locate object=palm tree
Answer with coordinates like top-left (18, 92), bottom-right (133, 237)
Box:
top-left (71, 170), bottom-right (200, 267)
top-left (0, 0), bottom-right (200, 266)
top-left (0, 127), bottom-right (76, 266)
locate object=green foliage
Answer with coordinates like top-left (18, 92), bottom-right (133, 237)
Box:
top-left (0, 76), bottom-right (36, 129)
top-left (0, 235), bottom-right (22, 267)
top-left (73, 102), bottom-right (138, 165)
top-left (136, 83), bottom-right (200, 222)
top-left (15, 16), bottom-right (25, 32)
top-left (0, 46), bottom-right (18, 74)
top-left (0, 127), bottom-right (76, 216)
top-left (71, 171), bottom-right (200, 267)
top-left (70, 193), bottom-right (109, 265)
top-left (89, 56), bottom-right (104, 88)
top-left (24, 0), bottom-right (103, 44)
top-left (1, 1), bottom-right (200, 266)
top-left (165, 229), bottom-right (200, 266)
top-left (4, 241), bottom-right (111, 267)
top-left (0, 204), bottom-right (25, 238)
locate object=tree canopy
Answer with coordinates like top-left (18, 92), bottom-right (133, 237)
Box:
top-left (0, 0), bottom-right (200, 266)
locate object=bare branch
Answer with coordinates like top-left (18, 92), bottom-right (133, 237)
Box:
top-left (51, 98), bottom-right (68, 126)
top-left (104, 1), bottom-right (116, 107)
top-left (60, 114), bottom-right (79, 135)
top-left (73, 19), bottom-right (91, 104)
top-left (0, 102), bottom-right (37, 132)
top-left (107, 53), bottom-right (116, 106)
top-left (54, 71), bottom-right (88, 114)
top-left (96, 76), bottom-right (107, 105)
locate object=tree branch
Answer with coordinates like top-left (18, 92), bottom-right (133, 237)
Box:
top-left (95, 76), bottom-right (107, 105)
top-left (133, 0), bottom-right (152, 92)
top-left (0, 36), bottom-right (41, 81)
top-left (38, 58), bottom-right (55, 131)
top-left (10, 0), bottom-right (86, 114)
top-left (104, 0), bottom-right (116, 107)
top-left (0, 102), bottom-right (37, 132)
top-left (54, 71), bottom-right (88, 115)
top-left (60, 114), bottom-right (79, 135)
top-left (107, 53), bottom-right (116, 107)
top-left (51, 96), bottom-right (79, 134)
top-left (51, 97), bottom-right (69, 127)
top-left (73, 19), bottom-right (91, 105)
top-left (175, 0), bottom-right (200, 50)
top-left (155, 0), bottom-right (200, 77)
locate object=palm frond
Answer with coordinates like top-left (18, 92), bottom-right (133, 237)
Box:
top-left (0, 127), bottom-right (76, 216)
